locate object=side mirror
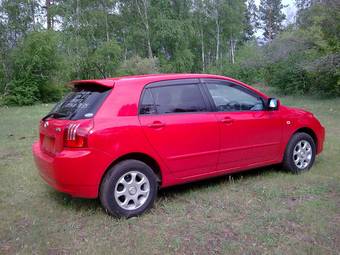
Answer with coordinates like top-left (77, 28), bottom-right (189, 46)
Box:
top-left (268, 98), bottom-right (280, 110)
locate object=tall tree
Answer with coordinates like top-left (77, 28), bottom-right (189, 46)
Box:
top-left (193, 0), bottom-right (209, 71)
top-left (244, 0), bottom-right (259, 41)
top-left (259, 0), bottom-right (286, 41)
top-left (134, 0), bottom-right (153, 58)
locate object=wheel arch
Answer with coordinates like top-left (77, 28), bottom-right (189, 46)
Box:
top-left (293, 127), bottom-right (318, 149)
top-left (99, 152), bottom-right (162, 196)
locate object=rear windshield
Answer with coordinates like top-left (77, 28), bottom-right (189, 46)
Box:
top-left (47, 84), bottom-right (111, 120)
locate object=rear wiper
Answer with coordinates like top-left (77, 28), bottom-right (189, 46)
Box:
top-left (42, 112), bottom-right (68, 121)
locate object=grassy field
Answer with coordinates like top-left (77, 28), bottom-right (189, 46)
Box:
top-left (0, 91), bottom-right (340, 254)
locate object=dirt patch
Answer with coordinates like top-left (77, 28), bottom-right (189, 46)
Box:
top-left (47, 248), bottom-right (72, 255)
top-left (14, 217), bottom-right (32, 233)
top-left (0, 149), bottom-right (22, 160)
top-left (0, 241), bottom-right (15, 255)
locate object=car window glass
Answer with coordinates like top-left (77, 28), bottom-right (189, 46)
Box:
top-left (48, 84), bottom-right (111, 120)
top-left (206, 82), bottom-right (264, 111)
top-left (149, 84), bottom-right (207, 114)
top-left (140, 89), bottom-right (157, 115)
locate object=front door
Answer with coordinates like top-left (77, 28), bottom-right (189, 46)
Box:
top-left (203, 79), bottom-right (283, 171)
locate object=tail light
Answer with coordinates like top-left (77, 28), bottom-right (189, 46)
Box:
top-left (63, 121), bottom-right (93, 148)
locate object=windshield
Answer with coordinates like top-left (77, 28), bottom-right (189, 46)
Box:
top-left (46, 84), bottom-right (111, 120)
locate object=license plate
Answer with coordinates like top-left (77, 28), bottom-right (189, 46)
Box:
top-left (42, 136), bottom-right (55, 154)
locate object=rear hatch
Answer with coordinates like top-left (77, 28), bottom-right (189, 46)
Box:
top-left (39, 82), bottom-right (112, 155)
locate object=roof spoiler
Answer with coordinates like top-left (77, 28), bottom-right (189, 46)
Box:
top-left (70, 79), bottom-right (115, 88)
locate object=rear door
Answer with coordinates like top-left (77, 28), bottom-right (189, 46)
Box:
top-left (202, 79), bottom-right (283, 171)
top-left (138, 79), bottom-right (219, 178)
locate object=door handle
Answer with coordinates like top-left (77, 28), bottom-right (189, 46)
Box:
top-left (147, 121), bottom-right (165, 128)
top-left (221, 117), bottom-right (234, 124)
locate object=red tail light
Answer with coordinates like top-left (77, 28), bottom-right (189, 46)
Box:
top-left (63, 121), bottom-right (93, 148)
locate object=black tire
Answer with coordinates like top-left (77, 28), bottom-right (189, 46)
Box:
top-left (283, 132), bottom-right (316, 174)
top-left (100, 159), bottom-right (158, 218)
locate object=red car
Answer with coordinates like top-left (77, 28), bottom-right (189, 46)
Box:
top-left (32, 74), bottom-right (325, 217)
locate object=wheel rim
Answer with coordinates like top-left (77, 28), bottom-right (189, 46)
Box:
top-left (114, 171), bottom-right (150, 211)
top-left (293, 140), bottom-right (313, 169)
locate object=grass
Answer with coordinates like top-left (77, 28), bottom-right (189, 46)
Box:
top-left (0, 92), bottom-right (340, 254)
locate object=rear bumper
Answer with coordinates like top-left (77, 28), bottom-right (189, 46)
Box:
top-left (32, 142), bottom-right (112, 198)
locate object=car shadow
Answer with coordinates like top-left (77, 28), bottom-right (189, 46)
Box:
top-left (158, 164), bottom-right (283, 199)
top-left (48, 164), bottom-right (284, 212)
top-left (48, 189), bottom-right (102, 212)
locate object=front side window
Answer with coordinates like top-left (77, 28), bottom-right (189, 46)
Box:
top-left (206, 82), bottom-right (264, 112)
top-left (139, 83), bottom-right (207, 114)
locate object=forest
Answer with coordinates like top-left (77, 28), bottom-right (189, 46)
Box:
top-left (0, 0), bottom-right (339, 105)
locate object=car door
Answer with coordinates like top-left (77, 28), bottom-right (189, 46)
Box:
top-left (202, 79), bottom-right (283, 171)
top-left (138, 79), bottom-right (219, 179)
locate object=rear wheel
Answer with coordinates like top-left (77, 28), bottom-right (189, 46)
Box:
top-left (100, 159), bottom-right (158, 218)
top-left (283, 132), bottom-right (316, 174)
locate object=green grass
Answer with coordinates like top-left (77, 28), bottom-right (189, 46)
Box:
top-left (1, 94), bottom-right (340, 254)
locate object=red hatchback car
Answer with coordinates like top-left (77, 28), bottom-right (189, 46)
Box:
top-left (32, 74), bottom-right (325, 217)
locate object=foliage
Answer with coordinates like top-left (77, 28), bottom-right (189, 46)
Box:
top-left (262, 1), bottom-right (340, 96)
top-left (88, 39), bottom-right (122, 78)
top-left (5, 31), bottom-right (63, 105)
top-left (0, 0), bottom-right (339, 105)
top-left (117, 56), bottom-right (160, 75)
top-left (259, 0), bottom-right (286, 41)
top-left (208, 41), bottom-right (265, 83)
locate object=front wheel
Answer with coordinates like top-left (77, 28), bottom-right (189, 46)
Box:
top-left (100, 160), bottom-right (158, 218)
top-left (283, 132), bottom-right (316, 174)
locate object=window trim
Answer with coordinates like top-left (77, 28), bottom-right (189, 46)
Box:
top-left (138, 79), bottom-right (212, 115)
top-left (200, 78), bottom-right (267, 113)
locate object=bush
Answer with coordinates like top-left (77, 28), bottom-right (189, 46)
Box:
top-left (4, 79), bottom-right (39, 106)
top-left (207, 42), bottom-right (265, 84)
top-left (6, 30), bottom-right (63, 105)
top-left (261, 1), bottom-right (340, 97)
top-left (306, 53), bottom-right (340, 96)
top-left (264, 56), bottom-right (310, 95)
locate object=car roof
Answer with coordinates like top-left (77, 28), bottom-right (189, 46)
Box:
top-left (71, 73), bottom-right (234, 88)
top-left (70, 73), bottom-right (268, 99)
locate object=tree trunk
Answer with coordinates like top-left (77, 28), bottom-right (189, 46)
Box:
top-left (229, 38), bottom-right (236, 64)
top-left (76, 0), bottom-right (80, 33)
top-left (46, 0), bottom-right (53, 30)
top-left (30, 0), bottom-right (36, 29)
top-left (136, 0), bottom-right (153, 59)
top-left (102, 2), bottom-right (110, 42)
top-left (268, 5), bottom-right (273, 41)
top-left (215, 16), bottom-right (220, 63)
top-left (143, 0), bottom-right (153, 59)
top-left (201, 29), bottom-right (205, 72)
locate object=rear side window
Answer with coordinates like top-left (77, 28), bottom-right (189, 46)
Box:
top-left (140, 84), bottom-right (207, 114)
top-left (140, 89), bottom-right (157, 115)
top-left (48, 84), bottom-right (111, 120)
